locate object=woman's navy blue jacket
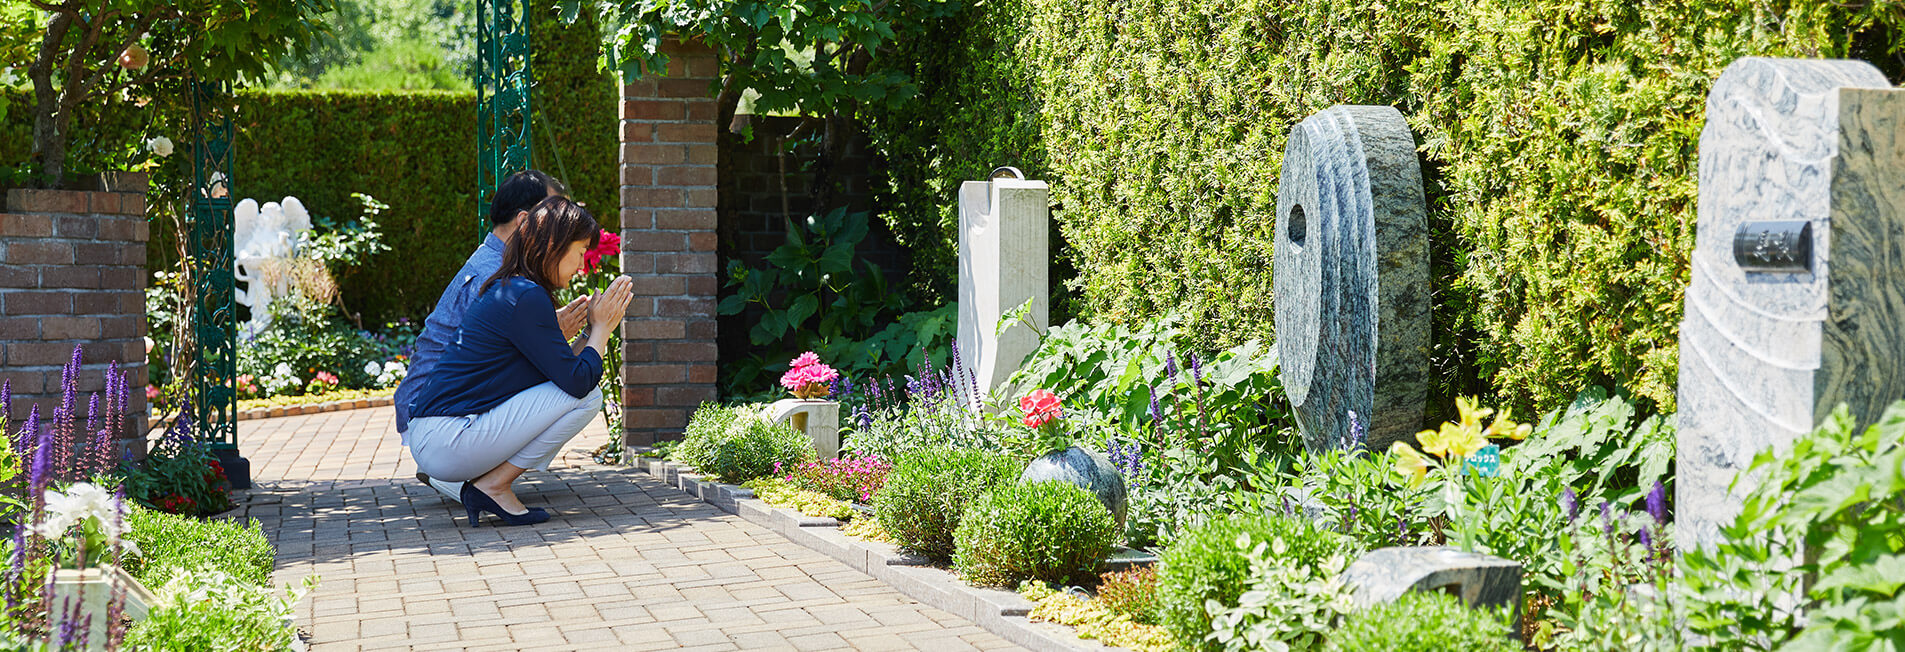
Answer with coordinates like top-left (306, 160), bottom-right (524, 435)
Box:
top-left (409, 276), bottom-right (602, 418)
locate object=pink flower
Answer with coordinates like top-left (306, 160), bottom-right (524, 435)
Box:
top-left (584, 229), bottom-right (621, 273)
top-left (779, 352), bottom-right (839, 398)
top-left (790, 352), bottom-right (821, 368)
top-left (145, 385), bottom-right (160, 401)
top-left (1019, 389), bottom-right (1062, 429)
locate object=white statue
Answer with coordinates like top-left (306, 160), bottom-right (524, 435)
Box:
top-left (233, 196), bottom-right (313, 339)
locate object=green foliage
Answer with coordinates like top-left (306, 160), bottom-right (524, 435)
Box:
top-left (266, 0), bottom-right (475, 91)
top-left (122, 507), bottom-right (275, 589)
top-left (717, 208), bottom-right (925, 397)
top-left (1156, 514), bottom-right (1348, 652)
top-left (123, 568), bottom-right (313, 652)
top-left (952, 480), bottom-right (1116, 587)
top-left (865, 0), bottom-right (1905, 416)
top-left (1327, 591), bottom-right (1518, 652)
top-left (122, 421), bottom-right (234, 517)
top-left (742, 477), bottom-right (856, 521)
top-left (238, 296), bottom-right (386, 393)
top-left (669, 404), bottom-right (815, 483)
top-left (1206, 548), bottom-right (1354, 652)
top-left (1681, 402), bottom-right (1905, 650)
top-left (872, 446), bottom-right (1019, 562)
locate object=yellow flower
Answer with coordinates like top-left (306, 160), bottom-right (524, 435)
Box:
top-left (1456, 396), bottom-right (1493, 432)
top-left (1485, 408), bottom-right (1532, 440)
top-left (1446, 426), bottom-right (1488, 461)
top-left (1390, 442), bottom-right (1429, 485)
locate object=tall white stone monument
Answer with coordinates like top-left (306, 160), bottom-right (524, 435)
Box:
top-left (957, 170), bottom-right (1049, 401)
top-left (1678, 57), bottom-right (1905, 549)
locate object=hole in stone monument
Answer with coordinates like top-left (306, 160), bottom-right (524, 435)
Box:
top-left (1287, 204), bottom-right (1307, 248)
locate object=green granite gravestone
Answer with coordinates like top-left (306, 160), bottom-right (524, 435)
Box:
top-left (1274, 105), bottom-right (1431, 453)
top-left (1678, 57), bottom-right (1905, 549)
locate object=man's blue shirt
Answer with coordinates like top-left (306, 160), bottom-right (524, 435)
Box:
top-left (394, 233), bottom-right (506, 440)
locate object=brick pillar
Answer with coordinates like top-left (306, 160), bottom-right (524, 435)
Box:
top-left (619, 39), bottom-right (721, 446)
top-left (0, 188), bottom-right (150, 448)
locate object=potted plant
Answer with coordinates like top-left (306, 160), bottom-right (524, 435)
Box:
top-left (1014, 388), bottom-right (1128, 529)
top-left (766, 352), bottom-right (843, 458)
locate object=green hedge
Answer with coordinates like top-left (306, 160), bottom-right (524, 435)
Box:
top-left (867, 0), bottom-right (1905, 414)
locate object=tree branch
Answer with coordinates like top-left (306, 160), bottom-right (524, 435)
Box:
top-left (55, 7), bottom-right (118, 116)
top-left (77, 10), bottom-right (163, 101)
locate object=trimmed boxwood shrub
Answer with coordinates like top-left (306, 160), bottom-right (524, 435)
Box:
top-left (671, 404), bottom-right (815, 483)
top-left (123, 506), bottom-right (276, 588)
top-left (1156, 514), bottom-right (1348, 651)
top-left (866, 0), bottom-right (1905, 416)
top-left (1327, 590), bottom-right (1518, 652)
top-left (952, 480), bottom-right (1117, 586)
top-left (873, 446), bottom-right (1020, 562)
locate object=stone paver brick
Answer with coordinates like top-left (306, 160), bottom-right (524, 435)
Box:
top-left (238, 408), bottom-right (1022, 650)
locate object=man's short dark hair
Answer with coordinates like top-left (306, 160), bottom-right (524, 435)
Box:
top-left (489, 170), bottom-right (558, 227)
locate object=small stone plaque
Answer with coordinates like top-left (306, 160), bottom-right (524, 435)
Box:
top-left (1339, 546), bottom-right (1521, 615)
top-left (1274, 105), bottom-right (1431, 453)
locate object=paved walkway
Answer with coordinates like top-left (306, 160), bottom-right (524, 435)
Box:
top-left (236, 406), bottom-right (1020, 651)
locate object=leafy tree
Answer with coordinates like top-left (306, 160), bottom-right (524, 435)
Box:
top-left (264, 0), bottom-right (476, 91)
top-left (15, 0), bottom-right (333, 188)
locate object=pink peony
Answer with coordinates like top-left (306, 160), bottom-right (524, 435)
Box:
top-left (779, 351), bottom-right (839, 399)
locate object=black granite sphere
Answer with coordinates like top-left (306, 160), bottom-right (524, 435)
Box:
top-left (1018, 446), bottom-right (1128, 530)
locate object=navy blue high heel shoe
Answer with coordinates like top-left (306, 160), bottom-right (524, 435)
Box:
top-left (460, 482), bottom-right (550, 527)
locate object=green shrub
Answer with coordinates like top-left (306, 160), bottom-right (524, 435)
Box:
top-left (123, 568), bottom-right (313, 652)
top-left (123, 507), bottom-right (276, 588)
top-left (1328, 591), bottom-right (1518, 652)
top-left (1157, 514), bottom-right (1349, 652)
top-left (873, 446), bottom-right (1020, 562)
top-left (953, 481), bottom-right (1116, 586)
top-left (670, 404), bottom-right (815, 483)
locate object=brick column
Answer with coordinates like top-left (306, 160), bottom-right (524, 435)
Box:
top-left (0, 188), bottom-right (149, 447)
top-left (619, 39), bottom-right (721, 446)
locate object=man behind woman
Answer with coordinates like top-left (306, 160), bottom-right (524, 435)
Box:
top-left (397, 172), bottom-right (631, 526)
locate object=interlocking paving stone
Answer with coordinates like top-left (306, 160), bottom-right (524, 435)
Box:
top-left (236, 408), bottom-right (1022, 650)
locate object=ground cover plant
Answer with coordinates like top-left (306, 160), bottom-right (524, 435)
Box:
top-left (1020, 580), bottom-right (1173, 652)
top-left (1328, 590), bottom-right (1518, 652)
top-left (122, 507), bottom-right (275, 589)
top-left (670, 404), bottom-right (816, 484)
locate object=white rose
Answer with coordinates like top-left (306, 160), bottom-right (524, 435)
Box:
top-left (146, 136), bottom-right (173, 157)
top-left (384, 361), bottom-right (406, 375)
top-left (274, 362), bottom-right (294, 377)
top-left (364, 361), bottom-right (381, 376)
top-left (377, 372), bottom-right (394, 386)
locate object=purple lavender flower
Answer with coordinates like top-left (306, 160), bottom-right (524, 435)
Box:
top-left (0, 378), bottom-right (9, 424)
top-left (1164, 352), bottom-right (1179, 383)
top-left (1148, 385), bottom-right (1164, 433)
top-left (1560, 487), bottom-right (1579, 523)
top-left (1637, 527), bottom-right (1653, 551)
top-left (1646, 480), bottom-right (1668, 524)
top-left (1599, 501), bottom-right (1615, 538)
top-left (1187, 352), bottom-right (1202, 384)
top-left (1345, 410), bottom-right (1366, 451)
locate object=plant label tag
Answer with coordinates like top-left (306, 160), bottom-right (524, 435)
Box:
top-left (1464, 445), bottom-right (1501, 478)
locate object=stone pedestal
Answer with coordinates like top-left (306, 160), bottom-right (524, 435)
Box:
top-left (1340, 546), bottom-right (1521, 613)
top-left (1678, 57), bottom-right (1905, 549)
top-left (957, 176), bottom-right (1049, 402)
top-left (765, 399), bottom-right (840, 459)
top-left (0, 188), bottom-right (149, 448)
top-left (1273, 105), bottom-right (1430, 452)
top-left (46, 564), bottom-right (153, 649)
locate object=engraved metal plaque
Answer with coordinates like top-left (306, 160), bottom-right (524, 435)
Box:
top-left (1732, 220), bottom-right (1812, 273)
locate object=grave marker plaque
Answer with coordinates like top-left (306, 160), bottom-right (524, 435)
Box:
top-left (1274, 105), bottom-right (1431, 452)
top-left (1678, 57), bottom-right (1905, 549)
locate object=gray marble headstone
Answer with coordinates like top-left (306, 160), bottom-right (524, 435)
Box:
top-left (1678, 57), bottom-right (1905, 549)
top-left (1274, 105), bottom-right (1431, 452)
top-left (1340, 546), bottom-right (1521, 614)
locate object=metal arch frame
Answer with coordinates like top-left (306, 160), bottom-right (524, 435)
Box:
top-left (188, 78), bottom-right (238, 450)
top-left (476, 0), bottom-right (535, 240)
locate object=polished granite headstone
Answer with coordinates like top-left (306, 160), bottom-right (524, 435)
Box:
top-left (1678, 57), bottom-right (1905, 549)
top-left (1340, 546), bottom-right (1521, 613)
top-left (1274, 105), bottom-right (1431, 452)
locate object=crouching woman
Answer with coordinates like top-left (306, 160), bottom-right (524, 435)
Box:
top-left (406, 196), bottom-right (632, 526)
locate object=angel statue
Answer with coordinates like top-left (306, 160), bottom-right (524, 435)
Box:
top-left (233, 196), bottom-right (313, 338)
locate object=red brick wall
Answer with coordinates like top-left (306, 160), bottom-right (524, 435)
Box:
top-left (619, 39), bottom-right (721, 445)
top-left (0, 188), bottom-right (150, 445)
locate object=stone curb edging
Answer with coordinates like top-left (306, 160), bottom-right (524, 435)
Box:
top-left (150, 395), bottom-right (395, 428)
top-left (625, 451), bottom-right (1127, 652)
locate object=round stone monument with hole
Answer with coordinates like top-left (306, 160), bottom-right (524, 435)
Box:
top-left (1274, 105), bottom-right (1431, 453)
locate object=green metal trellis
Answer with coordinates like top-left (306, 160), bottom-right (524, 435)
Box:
top-left (187, 79), bottom-right (244, 483)
top-left (476, 0), bottom-right (535, 239)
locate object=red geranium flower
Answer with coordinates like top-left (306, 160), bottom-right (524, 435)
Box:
top-left (583, 229), bottom-right (621, 273)
top-left (1019, 389), bottom-right (1062, 429)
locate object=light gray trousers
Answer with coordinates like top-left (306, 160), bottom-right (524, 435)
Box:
top-left (407, 382), bottom-right (604, 482)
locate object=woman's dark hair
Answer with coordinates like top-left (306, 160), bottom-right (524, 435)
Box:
top-left (483, 196), bottom-right (600, 295)
top-left (488, 170), bottom-right (560, 227)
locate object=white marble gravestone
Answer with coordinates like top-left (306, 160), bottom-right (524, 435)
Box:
top-left (765, 399), bottom-right (841, 459)
top-left (1274, 105), bottom-right (1431, 453)
top-left (1678, 57), bottom-right (1905, 549)
top-left (956, 173), bottom-right (1049, 402)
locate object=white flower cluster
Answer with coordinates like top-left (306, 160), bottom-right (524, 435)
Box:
top-left (33, 482), bottom-right (139, 562)
top-left (368, 360), bottom-right (406, 388)
top-left (263, 362), bottom-right (303, 395)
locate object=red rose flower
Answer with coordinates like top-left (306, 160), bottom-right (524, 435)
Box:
top-left (1019, 389), bottom-right (1062, 429)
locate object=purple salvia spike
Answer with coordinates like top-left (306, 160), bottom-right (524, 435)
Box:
top-left (23, 406), bottom-right (49, 499)
top-left (110, 365), bottom-right (127, 446)
top-left (0, 378), bottom-right (9, 426)
top-left (1188, 352), bottom-right (1202, 384)
top-left (1646, 480), bottom-right (1668, 524)
top-left (1164, 352), bottom-right (1178, 383)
